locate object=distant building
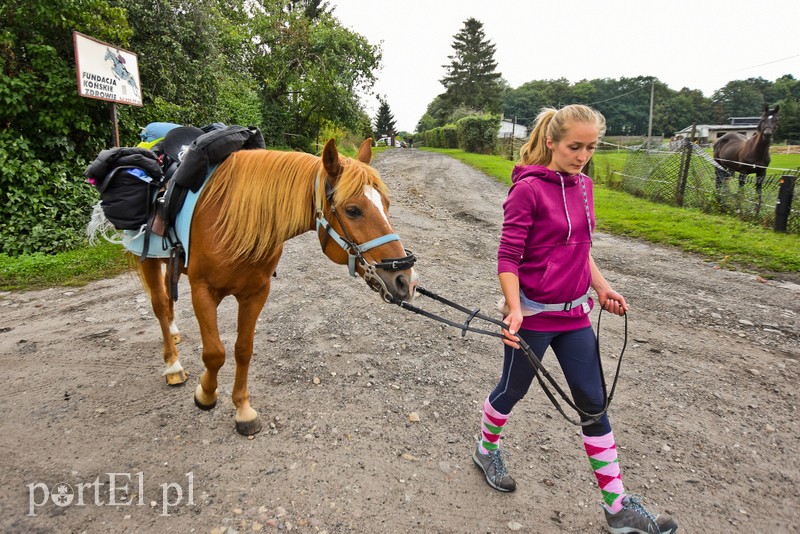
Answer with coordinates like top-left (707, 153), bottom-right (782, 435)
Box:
top-left (673, 117), bottom-right (760, 145)
top-left (499, 118), bottom-right (528, 139)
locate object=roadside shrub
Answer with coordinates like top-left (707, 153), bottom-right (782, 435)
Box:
top-left (0, 132), bottom-right (98, 255)
top-left (456, 114), bottom-right (500, 154)
top-left (423, 125), bottom-right (458, 149)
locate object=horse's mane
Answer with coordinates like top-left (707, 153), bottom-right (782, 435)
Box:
top-left (198, 148), bottom-right (388, 264)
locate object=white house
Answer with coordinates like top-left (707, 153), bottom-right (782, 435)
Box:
top-left (673, 117), bottom-right (760, 144)
top-left (498, 119), bottom-right (528, 139)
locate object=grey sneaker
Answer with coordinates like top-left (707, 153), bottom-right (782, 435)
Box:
top-left (472, 443), bottom-right (516, 492)
top-left (604, 495), bottom-right (678, 534)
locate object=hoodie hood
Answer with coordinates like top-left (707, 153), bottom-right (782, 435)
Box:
top-left (509, 164), bottom-right (592, 246)
top-left (511, 164), bottom-right (581, 186)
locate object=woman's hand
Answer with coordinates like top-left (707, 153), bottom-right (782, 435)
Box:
top-left (589, 255), bottom-right (628, 316)
top-left (597, 288), bottom-right (628, 316)
top-left (502, 309), bottom-right (523, 348)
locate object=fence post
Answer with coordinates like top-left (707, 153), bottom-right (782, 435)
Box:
top-left (676, 140), bottom-right (691, 206)
top-left (583, 158), bottom-right (594, 179)
top-left (774, 175), bottom-right (796, 232)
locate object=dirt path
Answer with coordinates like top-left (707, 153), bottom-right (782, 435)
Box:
top-left (0, 148), bottom-right (798, 533)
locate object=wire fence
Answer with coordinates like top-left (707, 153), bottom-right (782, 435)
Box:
top-left (609, 140), bottom-right (800, 234)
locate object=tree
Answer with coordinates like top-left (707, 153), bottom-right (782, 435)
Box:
top-left (113, 0), bottom-right (262, 137)
top-left (776, 97), bottom-right (800, 143)
top-left (415, 94), bottom-right (450, 133)
top-left (248, 1), bottom-right (381, 150)
top-left (502, 84), bottom-right (548, 126)
top-left (374, 97), bottom-right (396, 138)
top-left (650, 87), bottom-right (714, 137)
top-left (0, 0), bottom-right (133, 254)
top-left (439, 18), bottom-right (502, 116)
top-left (711, 80), bottom-right (765, 122)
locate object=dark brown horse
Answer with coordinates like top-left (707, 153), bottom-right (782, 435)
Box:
top-left (714, 104), bottom-right (779, 195)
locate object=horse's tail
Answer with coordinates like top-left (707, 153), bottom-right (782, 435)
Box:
top-left (86, 201), bottom-right (124, 245)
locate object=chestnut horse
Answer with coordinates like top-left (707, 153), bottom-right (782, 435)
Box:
top-left (714, 104), bottom-right (779, 195)
top-left (135, 139), bottom-right (417, 435)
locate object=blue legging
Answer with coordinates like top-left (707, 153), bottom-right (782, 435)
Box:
top-left (488, 326), bottom-right (611, 436)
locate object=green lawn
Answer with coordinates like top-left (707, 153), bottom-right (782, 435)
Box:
top-left (0, 240), bottom-right (130, 291)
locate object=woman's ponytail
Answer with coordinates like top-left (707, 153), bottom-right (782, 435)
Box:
top-left (519, 108), bottom-right (557, 166)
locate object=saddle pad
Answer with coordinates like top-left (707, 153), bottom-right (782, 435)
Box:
top-left (122, 228), bottom-right (177, 258)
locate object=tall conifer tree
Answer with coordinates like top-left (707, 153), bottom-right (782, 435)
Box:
top-left (374, 97), bottom-right (397, 138)
top-left (440, 18), bottom-right (502, 114)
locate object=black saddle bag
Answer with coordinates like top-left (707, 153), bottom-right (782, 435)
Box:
top-left (98, 167), bottom-right (160, 230)
top-left (172, 125), bottom-right (265, 191)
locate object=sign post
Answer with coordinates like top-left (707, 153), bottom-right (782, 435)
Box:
top-left (73, 31), bottom-right (143, 146)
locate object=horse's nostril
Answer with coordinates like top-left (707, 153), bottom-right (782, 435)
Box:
top-left (395, 274), bottom-right (408, 294)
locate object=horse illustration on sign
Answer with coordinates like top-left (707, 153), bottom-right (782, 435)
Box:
top-left (104, 47), bottom-right (140, 98)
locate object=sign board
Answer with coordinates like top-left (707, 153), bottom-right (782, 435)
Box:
top-left (73, 31), bottom-right (142, 106)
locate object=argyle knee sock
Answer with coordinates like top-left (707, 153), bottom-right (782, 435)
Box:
top-left (479, 397), bottom-right (509, 454)
top-left (583, 431), bottom-right (626, 513)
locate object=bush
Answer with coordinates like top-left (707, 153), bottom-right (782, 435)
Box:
top-left (423, 125), bottom-right (458, 149)
top-left (0, 132), bottom-right (99, 255)
top-left (456, 114), bottom-right (500, 154)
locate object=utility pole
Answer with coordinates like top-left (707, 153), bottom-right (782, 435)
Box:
top-left (647, 79), bottom-right (654, 140)
top-left (510, 116), bottom-right (516, 160)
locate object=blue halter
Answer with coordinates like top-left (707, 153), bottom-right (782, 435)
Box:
top-left (314, 173), bottom-right (402, 277)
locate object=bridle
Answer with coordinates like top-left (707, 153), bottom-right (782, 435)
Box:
top-left (314, 172), bottom-right (416, 301)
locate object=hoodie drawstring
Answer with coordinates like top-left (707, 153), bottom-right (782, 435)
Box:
top-left (557, 172), bottom-right (593, 245)
top-left (557, 172), bottom-right (572, 244)
top-left (579, 175), bottom-right (593, 246)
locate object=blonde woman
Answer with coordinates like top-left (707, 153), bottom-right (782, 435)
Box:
top-left (473, 104), bottom-right (678, 534)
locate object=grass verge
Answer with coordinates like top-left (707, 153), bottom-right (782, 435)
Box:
top-left (0, 240), bottom-right (130, 291)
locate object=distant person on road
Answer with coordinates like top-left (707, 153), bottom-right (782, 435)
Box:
top-left (472, 104), bottom-right (678, 534)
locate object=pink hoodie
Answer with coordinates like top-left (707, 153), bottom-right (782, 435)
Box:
top-left (497, 164), bottom-right (595, 331)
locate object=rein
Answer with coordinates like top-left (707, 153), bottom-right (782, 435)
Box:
top-left (385, 286), bottom-right (627, 427)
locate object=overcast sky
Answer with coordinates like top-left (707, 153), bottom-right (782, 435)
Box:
top-left (332, 0), bottom-right (799, 133)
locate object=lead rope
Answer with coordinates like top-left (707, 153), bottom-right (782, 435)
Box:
top-left (386, 286), bottom-right (627, 427)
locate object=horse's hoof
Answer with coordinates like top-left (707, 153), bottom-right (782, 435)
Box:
top-left (165, 370), bottom-right (187, 386)
top-left (172, 333), bottom-right (182, 345)
top-left (163, 361), bottom-right (187, 386)
top-left (193, 384), bottom-right (217, 410)
top-left (235, 416), bottom-right (262, 436)
top-left (194, 395), bottom-right (216, 410)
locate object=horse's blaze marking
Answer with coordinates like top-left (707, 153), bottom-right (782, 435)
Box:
top-left (364, 186), bottom-right (389, 224)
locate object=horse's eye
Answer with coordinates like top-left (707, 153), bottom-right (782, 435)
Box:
top-left (345, 206), bottom-right (361, 218)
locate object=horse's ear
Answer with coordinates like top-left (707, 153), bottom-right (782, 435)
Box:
top-left (357, 138), bottom-right (373, 164)
top-left (774, 105), bottom-right (780, 114)
top-left (763, 103), bottom-right (769, 114)
top-left (322, 138), bottom-right (342, 183)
